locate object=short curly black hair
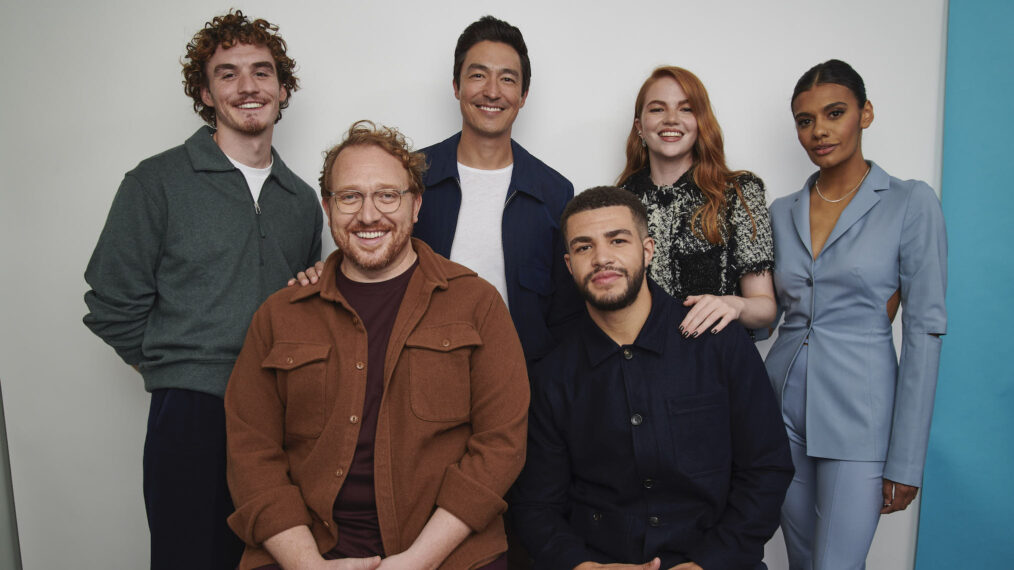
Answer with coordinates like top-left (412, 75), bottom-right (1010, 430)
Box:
top-left (181, 10), bottom-right (298, 126)
top-left (561, 186), bottom-right (649, 245)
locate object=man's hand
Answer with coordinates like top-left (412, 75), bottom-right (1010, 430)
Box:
top-left (264, 526), bottom-right (381, 570)
top-left (574, 558), bottom-right (661, 570)
top-left (881, 479), bottom-right (919, 514)
top-left (320, 558), bottom-right (382, 570)
top-left (669, 563), bottom-right (703, 570)
top-left (288, 261), bottom-right (326, 287)
top-left (374, 507), bottom-right (471, 569)
top-left (375, 551), bottom-right (423, 569)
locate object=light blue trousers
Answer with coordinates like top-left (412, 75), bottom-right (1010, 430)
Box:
top-left (780, 344), bottom-right (884, 570)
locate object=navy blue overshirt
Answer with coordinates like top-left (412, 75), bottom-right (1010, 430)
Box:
top-left (413, 133), bottom-right (583, 364)
top-left (512, 280), bottom-right (792, 569)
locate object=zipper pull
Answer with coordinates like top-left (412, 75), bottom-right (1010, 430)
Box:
top-left (254, 201), bottom-right (261, 215)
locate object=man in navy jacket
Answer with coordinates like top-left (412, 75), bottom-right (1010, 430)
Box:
top-left (413, 16), bottom-right (582, 365)
top-left (513, 187), bottom-right (792, 570)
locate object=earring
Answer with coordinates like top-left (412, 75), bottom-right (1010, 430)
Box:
top-left (638, 132), bottom-right (646, 148)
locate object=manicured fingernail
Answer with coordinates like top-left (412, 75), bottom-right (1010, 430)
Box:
top-left (692, 331), bottom-right (700, 338)
top-left (711, 328), bottom-right (719, 334)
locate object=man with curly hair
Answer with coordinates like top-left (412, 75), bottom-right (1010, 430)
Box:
top-left (83, 11), bottom-right (322, 569)
top-left (225, 121), bottom-right (528, 569)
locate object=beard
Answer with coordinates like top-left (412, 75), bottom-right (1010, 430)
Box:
top-left (335, 222), bottom-right (412, 273)
top-left (578, 262), bottom-right (646, 312)
top-left (219, 110), bottom-right (271, 136)
top-left (212, 97), bottom-right (276, 137)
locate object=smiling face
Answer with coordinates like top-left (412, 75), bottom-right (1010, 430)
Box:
top-left (200, 42), bottom-right (287, 138)
top-left (634, 76), bottom-right (699, 178)
top-left (323, 144), bottom-right (422, 282)
top-left (791, 82), bottom-right (874, 170)
top-left (454, 41), bottom-right (527, 140)
top-left (565, 205), bottom-right (654, 312)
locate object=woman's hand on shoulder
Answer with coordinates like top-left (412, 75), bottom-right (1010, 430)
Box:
top-left (681, 272), bottom-right (777, 335)
top-left (681, 295), bottom-right (744, 336)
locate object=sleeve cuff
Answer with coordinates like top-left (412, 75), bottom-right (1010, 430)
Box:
top-left (228, 485), bottom-right (314, 546)
top-left (435, 464), bottom-right (508, 533)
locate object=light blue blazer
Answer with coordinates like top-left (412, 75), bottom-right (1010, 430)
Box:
top-left (765, 162), bottom-right (947, 487)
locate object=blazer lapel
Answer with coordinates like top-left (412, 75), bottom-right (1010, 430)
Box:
top-left (821, 164), bottom-right (887, 254)
top-left (791, 177), bottom-right (814, 258)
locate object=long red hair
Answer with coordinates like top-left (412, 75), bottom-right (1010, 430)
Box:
top-left (617, 66), bottom-right (755, 244)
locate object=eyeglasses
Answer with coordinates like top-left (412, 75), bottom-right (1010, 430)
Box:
top-left (326, 189), bottom-right (412, 214)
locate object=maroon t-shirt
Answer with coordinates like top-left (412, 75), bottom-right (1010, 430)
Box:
top-left (327, 261), bottom-right (418, 558)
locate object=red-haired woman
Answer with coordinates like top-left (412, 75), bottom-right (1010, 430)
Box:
top-left (618, 66), bottom-right (775, 336)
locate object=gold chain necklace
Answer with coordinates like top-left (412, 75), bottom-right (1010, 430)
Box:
top-left (814, 165), bottom-right (871, 204)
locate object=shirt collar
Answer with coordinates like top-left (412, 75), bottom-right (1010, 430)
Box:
top-left (425, 131), bottom-right (546, 203)
top-left (184, 125), bottom-right (299, 195)
top-left (581, 278), bottom-right (671, 367)
top-left (289, 238), bottom-right (474, 304)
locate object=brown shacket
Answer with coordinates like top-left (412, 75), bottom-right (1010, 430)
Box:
top-left (225, 239), bottom-right (529, 569)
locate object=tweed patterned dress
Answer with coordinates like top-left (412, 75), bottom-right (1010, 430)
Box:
top-left (623, 168), bottom-right (774, 300)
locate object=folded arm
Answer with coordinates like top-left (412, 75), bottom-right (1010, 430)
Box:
top-left (83, 174), bottom-right (164, 365)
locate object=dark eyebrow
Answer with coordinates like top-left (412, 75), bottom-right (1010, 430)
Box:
top-left (466, 62), bottom-right (520, 78)
top-left (568, 235), bottom-right (592, 248)
top-left (212, 61), bottom-right (276, 75)
top-left (568, 228), bottom-right (633, 248)
top-left (212, 63), bottom-right (238, 75)
top-left (794, 101), bottom-right (848, 121)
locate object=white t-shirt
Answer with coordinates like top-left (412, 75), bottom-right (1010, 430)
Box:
top-left (450, 162), bottom-right (512, 306)
top-left (226, 155), bottom-right (273, 202)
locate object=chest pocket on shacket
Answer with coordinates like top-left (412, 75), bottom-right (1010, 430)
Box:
top-left (262, 342), bottom-right (331, 438)
top-left (404, 322), bottom-right (482, 422)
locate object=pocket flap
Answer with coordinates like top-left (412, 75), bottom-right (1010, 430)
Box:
top-left (262, 342), bottom-right (331, 370)
top-left (405, 322), bottom-right (482, 352)
top-left (666, 391), bottom-right (725, 414)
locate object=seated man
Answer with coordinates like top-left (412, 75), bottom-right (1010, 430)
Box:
top-left (512, 187), bottom-right (793, 570)
top-left (225, 120), bottom-right (529, 570)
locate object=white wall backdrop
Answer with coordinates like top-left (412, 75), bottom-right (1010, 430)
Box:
top-left (0, 1), bottom-right (946, 568)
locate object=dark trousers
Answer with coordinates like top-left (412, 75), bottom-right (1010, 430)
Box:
top-left (143, 388), bottom-right (245, 570)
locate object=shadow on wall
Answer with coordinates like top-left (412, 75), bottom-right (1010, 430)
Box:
top-left (1, 381), bottom-right (24, 570)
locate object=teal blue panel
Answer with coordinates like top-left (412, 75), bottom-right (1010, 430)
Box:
top-left (916, 1), bottom-right (1014, 568)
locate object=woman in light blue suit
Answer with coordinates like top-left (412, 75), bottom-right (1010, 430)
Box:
top-left (766, 60), bottom-right (947, 569)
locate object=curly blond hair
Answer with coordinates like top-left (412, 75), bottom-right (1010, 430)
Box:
top-left (319, 120), bottom-right (428, 200)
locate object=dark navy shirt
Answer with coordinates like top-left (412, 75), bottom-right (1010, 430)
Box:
top-left (512, 280), bottom-right (792, 570)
